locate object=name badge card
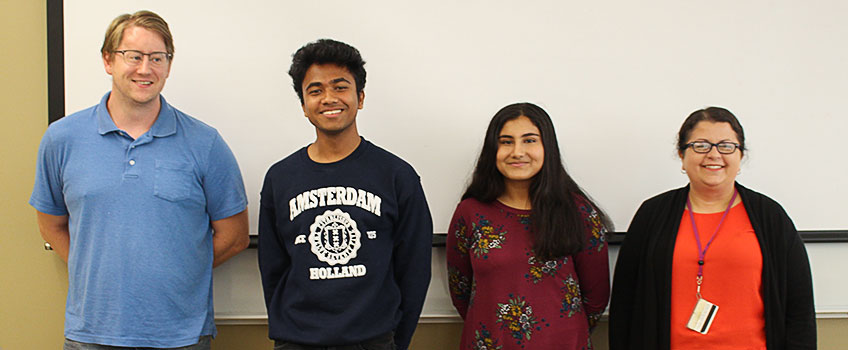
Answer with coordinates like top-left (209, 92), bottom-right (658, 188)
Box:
top-left (686, 298), bottom-right (718, 334)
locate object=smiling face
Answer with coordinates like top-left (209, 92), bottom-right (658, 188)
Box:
top-left (496, 116), bottom-right (545, 187)
top-left (680, 121), bottom-right (742, 193)
top-left (103, 26), bottom-right (170, 108)
top-left (301, 63), bottom-right (364, 139)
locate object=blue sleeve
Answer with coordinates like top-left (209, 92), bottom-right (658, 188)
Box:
top-left (203, 133), bottom-right (247, 221)
top-left (391, 169), bottom-right (433, 350)
top-left (29, 128), bottom-right (68, 216)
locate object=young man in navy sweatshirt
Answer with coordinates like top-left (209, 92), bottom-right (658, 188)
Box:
top-left (258, 39), bottom-right (433, 350)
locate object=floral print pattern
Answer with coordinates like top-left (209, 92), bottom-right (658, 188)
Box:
top-left (472, 324), bottom-right (503, 350)
top-left (560, 275), bottom-right (583, 317)
top-left (469, 215), bottom-right (507, 258)
top-left (496, 295), bottom-right (540, 343)
top-left (515, 213), bottom-right (531, 228)
top-left (447, 198), bottom-right (609, 349)
top-left (449, 266), bottom-right (472, 302)
top-left (581, 205), bottom-right (607, 253)
top-left (453, 216), bottom-right (472, 256)
top-left (525, 251), bottom-right (565, 284)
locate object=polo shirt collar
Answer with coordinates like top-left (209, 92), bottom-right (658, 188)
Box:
top-left (149, 96), bottom-right (176, 137)
top-left (96, 92), bottom-right (177, 137)
top-left (96, 93), bottom-right (119, 135)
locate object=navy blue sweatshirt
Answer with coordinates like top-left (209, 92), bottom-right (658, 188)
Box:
top-left (258, 138), bottom-right (433, 349)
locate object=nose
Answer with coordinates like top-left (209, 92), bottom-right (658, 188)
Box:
top-left (321, 90), bottom-right (339, 104)
top-left (510, 142), bottom-right (527, 157)
top-left (137, 56), bottom-right (153, 74)
top-left (706, 145), bottom-right (722, 158)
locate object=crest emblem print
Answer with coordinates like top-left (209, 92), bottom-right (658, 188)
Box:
top-left (309, 209), bottom-right (362, 265)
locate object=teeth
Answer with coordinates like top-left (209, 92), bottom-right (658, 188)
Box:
top-left (705, 165), bottom-right (722, 169)
top-left (137, 81), bottom-right (152, 85)
top-left (322, 109), bottom-right (342, 115)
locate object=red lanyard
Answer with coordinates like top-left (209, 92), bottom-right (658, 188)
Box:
top-left (685, 190), bottom-right (737, 298)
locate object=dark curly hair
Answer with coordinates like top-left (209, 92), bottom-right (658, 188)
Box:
top-left (288, 39), bottom-right (366, 104)
top-left (677, 107), bottom-right (746, 156)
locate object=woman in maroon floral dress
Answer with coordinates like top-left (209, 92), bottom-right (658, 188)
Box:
top-left (447, 103), bottom-right (612, 349)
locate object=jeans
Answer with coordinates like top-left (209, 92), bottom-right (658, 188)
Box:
top-left (63, 336), bottom-right (211, 350)
top-left (273, 332), bottom-right (395, 350)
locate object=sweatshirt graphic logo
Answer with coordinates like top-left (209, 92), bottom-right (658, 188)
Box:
top-left (290, 186), bottom-right (381, 221)
top-left (309, 209), bottom-right (361, 266)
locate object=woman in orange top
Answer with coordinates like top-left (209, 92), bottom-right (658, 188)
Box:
top-left (609, 107), bottom-right (816, 350)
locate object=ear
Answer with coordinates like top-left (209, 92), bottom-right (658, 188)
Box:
top-left (357, 90), bottom-right (365, 110)
top-left (103, 52), bottom-right (114, 75)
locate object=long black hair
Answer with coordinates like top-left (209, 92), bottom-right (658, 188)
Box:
top-left (463, 102), bottom-right (612, 260)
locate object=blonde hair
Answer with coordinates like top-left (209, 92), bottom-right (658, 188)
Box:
top-left (101, 10), bottom-right (174, 59)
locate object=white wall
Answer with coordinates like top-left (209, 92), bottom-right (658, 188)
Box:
top-left (65, 0), bottom-right (848, 232)
top-left (63, 0), bottom-right (848, 319)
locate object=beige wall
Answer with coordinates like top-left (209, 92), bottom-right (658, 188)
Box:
top-left (1, 1), bottom-right (845, 349)
top-left (208, 319), bottom-right (848, 349)
top-left (0, 0), bottom-right (69, 348)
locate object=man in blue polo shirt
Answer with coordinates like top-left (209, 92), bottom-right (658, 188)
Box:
top-left (30, 11), bottom-right (248, 349)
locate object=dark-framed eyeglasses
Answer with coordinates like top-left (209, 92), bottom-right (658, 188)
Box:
top-left (685, 141), bottom-right (741, 154)
top-left (113, 50), bottom-right (172, 67)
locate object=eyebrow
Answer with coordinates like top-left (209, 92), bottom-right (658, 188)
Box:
top-left (499, 133), bottom-right (540, 138)
top-left (305, 82), bottom-right (323, 90)
top-left (693, 138), bottom-right (735, 142)
top-left (331, 77), bottom-right (352, 84)
top-left (305, 77), bottom-right (352, 91)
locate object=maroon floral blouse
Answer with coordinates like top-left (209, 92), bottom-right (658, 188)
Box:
top-left (447, 198), bottom-right (609, 349)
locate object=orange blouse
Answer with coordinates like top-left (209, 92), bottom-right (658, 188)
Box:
top-left (670, 203), bottom-right (766, 350)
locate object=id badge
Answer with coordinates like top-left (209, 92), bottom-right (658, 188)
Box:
top-left (686, 298), bottom-right (719, 334)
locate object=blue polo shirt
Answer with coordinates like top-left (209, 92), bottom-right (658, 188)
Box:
top-left (30, 92), bottom-right (247, 348)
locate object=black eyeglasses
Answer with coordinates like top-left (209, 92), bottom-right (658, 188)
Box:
top-left (685, 141), bottom-right (741, 154)
top-left (113, 50), bottom-right (172, 67)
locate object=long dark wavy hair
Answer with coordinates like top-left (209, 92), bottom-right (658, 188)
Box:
top-left (463, 102), bottom-right (612, 260)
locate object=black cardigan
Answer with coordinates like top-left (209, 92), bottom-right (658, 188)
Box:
top-left (609, 183), bottom-right (816, 350)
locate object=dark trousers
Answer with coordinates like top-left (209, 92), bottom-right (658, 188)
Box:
top-left (273, 331), bottom-right (395, 350)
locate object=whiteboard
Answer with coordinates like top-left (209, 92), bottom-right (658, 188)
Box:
top-left (63, 0), bottom-right (848, 232)
top-left (61, 0), bottom-right (848, 319)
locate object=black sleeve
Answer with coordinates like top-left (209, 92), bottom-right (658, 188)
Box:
top-left (780, 211), bottom-right (817, 350)
top-left (609, 200), bottom-right (651, 350)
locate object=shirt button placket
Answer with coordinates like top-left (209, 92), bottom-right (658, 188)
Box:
top-left (125, 142), bottom-right (140, 178)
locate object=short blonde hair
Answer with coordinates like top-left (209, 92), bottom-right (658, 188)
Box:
top-left (101, 10), bottom-right (174, 59)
